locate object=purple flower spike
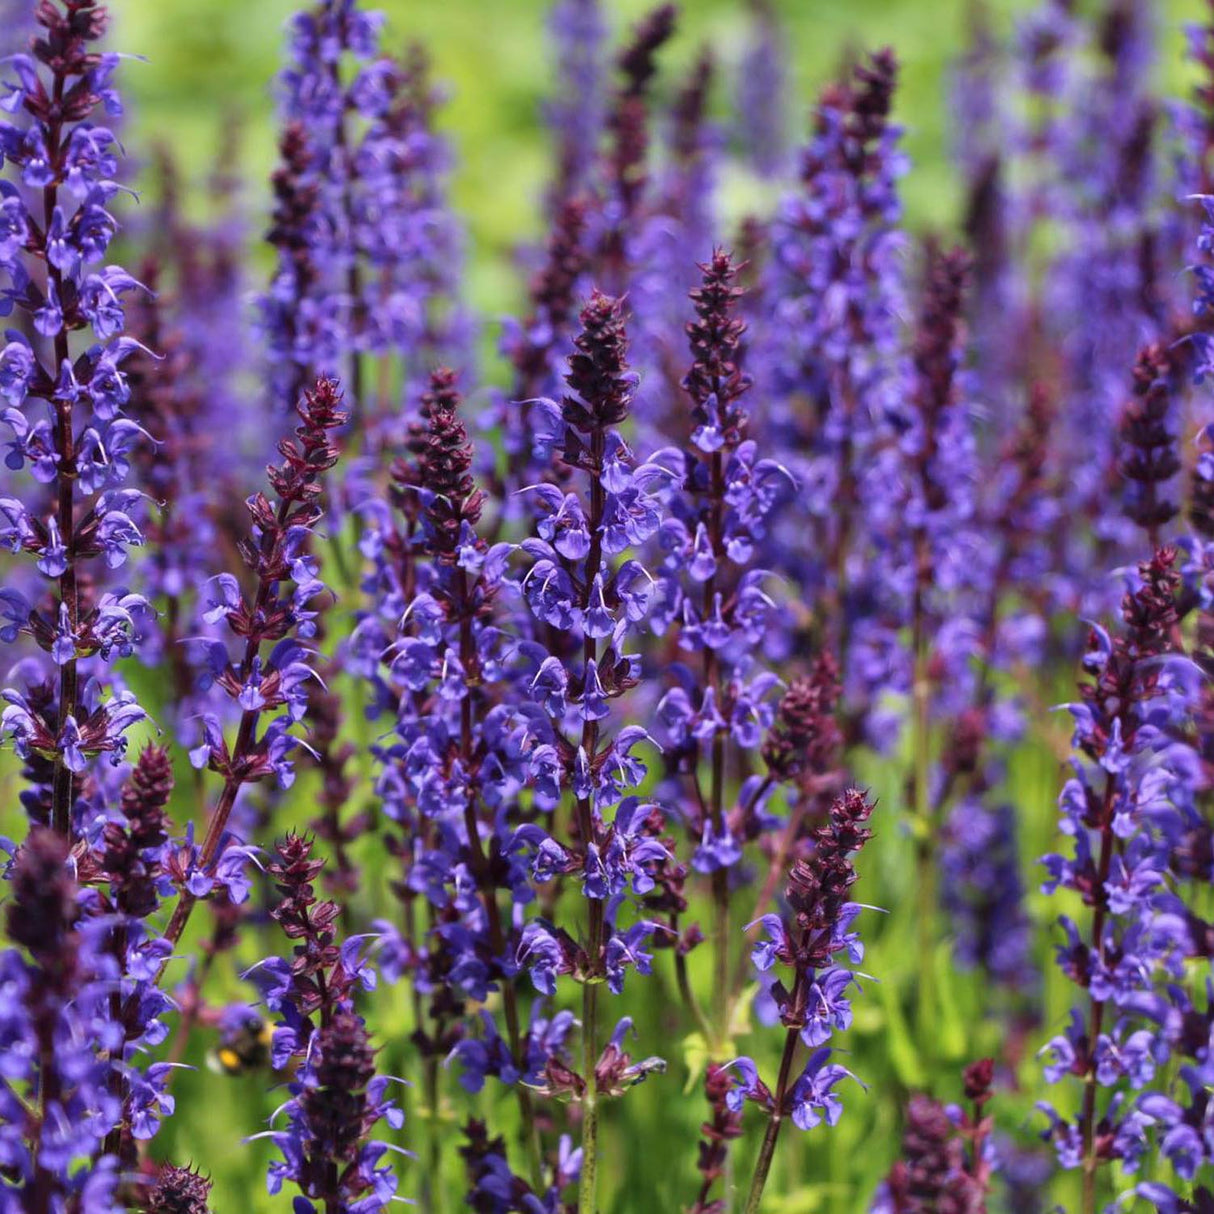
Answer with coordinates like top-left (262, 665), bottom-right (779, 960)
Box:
top-left (728, 790), bottom-right (876, 1210)
top-left (0, 0), bottom-right (150, 840)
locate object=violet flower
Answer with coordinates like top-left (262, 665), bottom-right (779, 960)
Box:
top-left (361, 44), bottom-right (469, 414)
top-left (0, 820), bottom-right (175, 1205)
top-left (741, 654), bottom-right (847, 965)
top-left (735, 0), bottom-right (789, 179)
top-left (267, 0), bottom-right (382, 406)
top-left (0, 0), bottom-right (34, 59)
top-left (153, 378), bottom-right (346, 967)
top-left (0, 829), bottom-right (119, 1205)
top-left (870, 1060), bottom-right (994, 1213)
top-left (149, 142), bottom-right (255, 479)
top-left (365, 368), bottom-right (551, 1185)
top-left (1119, 342), bottom-right (1181, 545)
top-left (751, 49), bottom-right (907, 744)
top-left (594, 4), bottom-right (677, 293)
top-left (933, 387), bottom-right (1057, 1001)
top-left (544, 0), bottom-right (607, 207)
top-left (1024, 0), bottom-right (1169, 615)
top-left (121, 262), bottom-right (234, 742)
top-left (493, 193), bottom-right (592, 530)
top-left (0, 0), bottom-right (150, 839)
top-left (647, 249), bottom-right (787, 1041)
top-left (512, 290), bottom-right (670, 1210)
top-left (897, 243), bottom-right (991, 1039)
top-left (626, 50), bottom-right (724, 444)
top-left (728, 788), bottom-right (875, 1213)
top-left (1038, 549), bottom-right (1200, 1199)
top-left (460, 1118), bottom-right (582, 1214)
top-left (247, 834), bottom-right (404, 1213)
top-left (304, 673), bottom-right (363, 902)
top-left (82, 746), bottom-right (205, 1172)
top-left (1110, 193), bottom-right (1214, 1209)
top-left (951, 8), bottom-right (1019, 426)
top-left (265, 1), bottom-right (468, 420)
top-left (939, 798), bottom-right (1034, 993)
top-left (261, 120), bottom-right (328, 415)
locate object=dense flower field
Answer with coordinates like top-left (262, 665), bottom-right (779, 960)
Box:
top-left (5, 0), bottom-right (1214, 1211)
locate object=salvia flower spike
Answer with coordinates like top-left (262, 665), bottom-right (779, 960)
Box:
top-left (0, 0), bottom-right (150, 839)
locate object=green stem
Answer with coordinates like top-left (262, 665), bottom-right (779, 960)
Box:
top-left (742, 1025), bottom-right (799, 1214)
top-left (914, 831), bottom-right (936, 1043)
top-left (575, 423), bottom-right (609, 1214)
top-left (521, 1088), bottom-right (545, 1198)
top-left (742, 1113), bottom-right (781, 1214)
top-left (424, 1055), bottom-right (447, 1214)
top-left (579, 978), bottom-right (600, 1214)
top-left (711, 866), bottom-right (731, 1048)
top-left (704, 444), bottom-right (731, 1052)
top-left (675, 949), bottom-right (713, 1042)
top-left (911, 535), bottom-right (936, 1052)
top-left (1079, 778), bottom-right (1118, 1214)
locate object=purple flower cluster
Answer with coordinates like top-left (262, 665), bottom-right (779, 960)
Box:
top-left (0, 0), bottom-right (149, 838)
top-left (0, 829), bottom-right (127, 1207)
top-left (0, 745), bottom-right (203, 1208)
top-left (726, 789), bottom-right (875, 1209)
top-left (544, 0), bottom-right (607, 205)
top-left (494, 195), bottom-right (592, 517)
top-left (751, 48), bottom-right (907, 739)
top-left (367, 369), bottom-right (545, 1079)
top-left (651, 250), bottom-right (782, 876)
top-left (189, 378), bottom-right (345, 799)
top-left (512, 290), bottom-right (666, 953)
top-left (246, 833), bottom-right (403, 1213)
top-left (734, 0), bottom-right (789, 180)
top-left (460, 1118), bottom-right (581, 1214)
top-left (871, 1060), bottom-right (995, 1214)
top-left (262, 0), bottom-right (465, 417)
top-left (1038, 549), bottom-right (1201, 1188)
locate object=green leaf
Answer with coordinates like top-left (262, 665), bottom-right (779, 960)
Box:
top-left (878, 979), bottom-right (925, 1089)
top-left (934, 942), bottom-right (968, 1061)
top-left (682, 1032), bottom-right (709, 1095)
top-left (728, 981), bottom-right (759, 1041)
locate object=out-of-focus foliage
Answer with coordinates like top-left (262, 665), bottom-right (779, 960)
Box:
top-left (107, 0), bottom-right (1203, 315)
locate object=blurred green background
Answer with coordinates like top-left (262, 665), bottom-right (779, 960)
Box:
top-left (108, 0), bottom-right (1206, 316)
top-left (14, 0), bottom-right (1213, 1210)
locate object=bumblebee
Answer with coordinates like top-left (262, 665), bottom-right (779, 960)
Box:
top-left (207, 1012), bottom-right (274, 1077)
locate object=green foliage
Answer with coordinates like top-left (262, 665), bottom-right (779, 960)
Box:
top-left (104, 0), bottom-right (1207, 322)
